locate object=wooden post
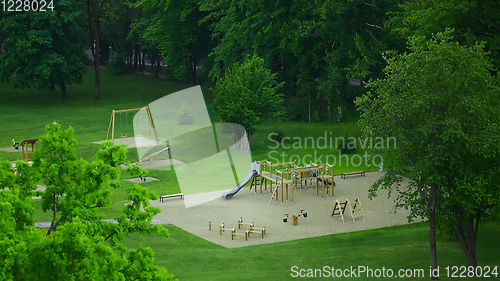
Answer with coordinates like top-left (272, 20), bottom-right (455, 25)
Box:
top-left (111, 110), bottom-right (116, 141)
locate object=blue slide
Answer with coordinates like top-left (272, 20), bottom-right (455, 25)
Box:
top-left (222, 170), bottom-right (258, 199)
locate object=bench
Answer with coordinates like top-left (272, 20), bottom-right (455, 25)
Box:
top-left (341, 171), bottom-right (365, 179)
top-left (159, 193), bottom-right (184, 202)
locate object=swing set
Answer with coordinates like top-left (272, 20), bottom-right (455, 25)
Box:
top-left (106, 106), bottom-right (156, 142)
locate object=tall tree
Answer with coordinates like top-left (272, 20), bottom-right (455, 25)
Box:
top-left (356, 30), bottom-right (500, 274)
top-left (134, 0), bottom-right (213, 84)
top-left (84, 0), bottom-right (114, 100)
top-left (212, 54), bottom-right (284, 146)
top-left (0, 122), bottom-right (175, 280)
top-left (389, 0), bottom-right (500, 70)
top-left (0, 0), bottom-right (88, 101)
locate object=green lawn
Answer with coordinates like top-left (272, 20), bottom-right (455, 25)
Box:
top-left (1, 68), bottom-right (499, 280)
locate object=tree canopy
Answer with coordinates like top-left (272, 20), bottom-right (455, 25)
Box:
top-left (356, 30), bottom-right (500, 271)
top-left (212, 54), bottom-right (284, 139)
top-left (0, 122), bottom-right (175, 280)
top-left (0, 0), bottom-right (88, 101)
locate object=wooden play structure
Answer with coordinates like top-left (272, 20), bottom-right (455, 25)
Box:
top-left (231, 229), bottom-right (249, 241)
top-left (20, 139), bottom-right (38, 161)
top-left (246, 160), bottom-right (337, 205)
top-left (310, 162), bottom-right (335, 198)
top-left (106, 106), bottom-right (156, 142)
top-left (257, 160), bottom-right (296, 205)
top-left (283, 210), bottom-right (307, 226)
top-left (208, 221), bottom-right (225, 233)
top-left (248, 225), bottom-right (266, 238)
top-left (331, 197), bottom-right (365, 222)
top-left (237, 216), bottom-right (254, 229)
top-left (331, 198), bottom-right (348, 222)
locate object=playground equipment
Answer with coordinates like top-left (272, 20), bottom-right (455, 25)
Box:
top-left (237, 217), bottom-right (254, 229)
top-left (106, 106), bottom-right (156, 142)
top-left (131, 146), bottom-right (170, 166)
top-left (231, 229), bottom-right (249, 241)
top-left (348, 197), bottom-right (365, 221)
top-left (310, 162), bottom-right (335, 198)
top-left (331, 198), bottom-right (348, 222)
top-left (264, 161), bottom-right (296, 205)
top-left (331, 197), bottom-right (365, 222)
top-left (220, 225), bottom-right (236, 236)
top-left (20, 139), bottom-right (38, 161)
top-left (248, 225), bottom-right (266, 238)
top-left (11, 139), bottom-right (19, 150)
top-left (208, 221), bottom-right (225, 233)
top-left (222, 170), bottom-right (258, 199)
top-left (283, 210), bottom-right (307, 226)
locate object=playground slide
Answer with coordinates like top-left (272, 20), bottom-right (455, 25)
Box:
top-left (222, 170), bottom-right (258, 199)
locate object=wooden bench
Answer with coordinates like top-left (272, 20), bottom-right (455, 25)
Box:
top-left (341, 171), bottom-right (365, 179)
top-left (159, 193), bottom-right (184, 202)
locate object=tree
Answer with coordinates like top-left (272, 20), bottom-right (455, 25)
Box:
top-left (356, 30), bottom-right (500, 275)
top-left (212, 54), bottom-right (284, 147)
top-left (0, 0), bottom-right (88, 101)
top-left (0, 122), bottom-right (175, 280)
top-left (134, 0), bottom-right (213, 84)
top-left (388, 0), bottom-right (500, 71)
top-left (84, 0), bottom-right (116, 100)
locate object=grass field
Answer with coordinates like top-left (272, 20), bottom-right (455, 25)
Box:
top-left (1, 68), bottom-right (499, 280)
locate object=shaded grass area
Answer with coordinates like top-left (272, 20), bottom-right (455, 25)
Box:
top-left (122, 222), bottom-right (500, 281)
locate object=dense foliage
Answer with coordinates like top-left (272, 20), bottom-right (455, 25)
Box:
top-left (0, 123), bottom-right (175, 280)
top-left (356, 30), bottom-right (500, 270)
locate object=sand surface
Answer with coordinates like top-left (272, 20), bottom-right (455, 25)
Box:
top-left (151, 171), bottom-right (416, 248)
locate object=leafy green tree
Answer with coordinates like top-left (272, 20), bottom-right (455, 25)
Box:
top-left (134, 0), bottom-right (213, 84)
top-left (212, 54), bottom-right (284, 145)
top-left (356, 30), bottom-right (500, 272)
top-left (389, 0), bottom-right (500, 70)
top-left (0, 0), bottom-right (88, 101)
top-left (0, 122), bottom-right (175, 280)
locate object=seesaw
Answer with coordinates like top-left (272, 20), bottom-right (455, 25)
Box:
top-left (132, 147), bottom-right (170, 166)
top-left (283, 210), bottom-right (307, 226)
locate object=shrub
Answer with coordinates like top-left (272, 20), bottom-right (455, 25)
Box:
top-left (177, 101), bottom-right (195, 125)
top-left (335, 131), bottom-right (357, 154)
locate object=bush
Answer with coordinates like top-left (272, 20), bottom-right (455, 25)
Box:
top-left (270, 124), bottom-right (286, 143)
top-left (108, 52), bottom-right (128, 75)
top-left (177, 101), bottom-right (195, 125)
top-left (336, 131), bottom-right (357, 154)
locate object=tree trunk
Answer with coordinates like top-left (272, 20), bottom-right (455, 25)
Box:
top-left (308, 92), bottom-right (311, 123)
top-left (49, 77), bottom-right (55, 91)
top-left (317, 94), bottom-right (324, 118)
top-left (192, 55), bottom-right (197, 85)
top-left (156, 55), bottom-right (161, 77)
top-left (456, 216), bottom-right (478, 268)
top-left (94, 28), bottom-right (101, 100)
top-left (142, 50), bottom-right (145, 71)
top-left (337, 105), bottom-right (343, 122)
top-left (134, 46), bottom-right (138, 70)
top-left (327, 96), bottom-right (332, 120)
top-left (430, 183), bottom-right (438, 280)
top-left (60, 81), bottom-right (67, 101)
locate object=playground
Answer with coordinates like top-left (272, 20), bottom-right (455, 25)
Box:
top-left (152, 171), bottom-right (415, 248)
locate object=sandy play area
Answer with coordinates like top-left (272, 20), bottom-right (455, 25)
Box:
top-left (151, 171), bottom-right (415, 248)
